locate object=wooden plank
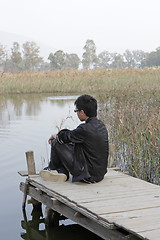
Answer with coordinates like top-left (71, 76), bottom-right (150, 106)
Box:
top-left (20, 182), bottom-right (127, 240)
top-left (18, 171), bottom-right (29, 176)
top-left (79, 193), bottom-right (160, 208)
top-left (100, 207), bottom-right (160, 222)
top-left (138, 229), bottom-right (160, 240)
top-left (114, 215), bottom-right (160, 233)
top-left (101, 211), bottom-right (160, 234)
top-left (80, 198), bottom-right (160, 215)
top-left (23, 180), bottom-right (114, 229)
top-left (19, 169), bottom-right (160, 240)
top-left (101, 206), bottom-right (160, 218)
top-left (29, 172), bottom-right (159, 194)
top-left (60, 187), bottom-right (160, 203)
top-left (18, 170), bottom-right (39, 176)
top-left (28, 175), bottom-right (160, 215)
top-left (26, 176), bottom-right (160, 240)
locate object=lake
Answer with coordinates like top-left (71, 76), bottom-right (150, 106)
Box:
top-left (0, 93), bottom-right (102, 240)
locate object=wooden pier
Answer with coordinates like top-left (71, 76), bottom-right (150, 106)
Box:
top-left (19, 152), bottom-right (160, 240)
top-left (19, 170), bottom-right (160, 240)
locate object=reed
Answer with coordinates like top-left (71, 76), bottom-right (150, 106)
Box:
top-left (0, 68), bottom-right (160, 94)
top-left (98, 91), bottom-right (160, 184)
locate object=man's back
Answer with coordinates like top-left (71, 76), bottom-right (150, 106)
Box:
top-left (58, 117), bottom-right (109, 182)
top-left (77, 117), bottom-right (109, 182)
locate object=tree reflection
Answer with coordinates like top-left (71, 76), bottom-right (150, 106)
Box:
top-left (0, 94), bottom-right (77, 127)
top-left (0, 94), bottom-right (43, 126)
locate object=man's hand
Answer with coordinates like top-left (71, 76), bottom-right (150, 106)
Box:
top-left (48, 134), bottom-right (56, 145)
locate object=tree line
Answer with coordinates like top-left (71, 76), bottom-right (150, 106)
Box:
top-left (0, 39), bottom-right (160, 72)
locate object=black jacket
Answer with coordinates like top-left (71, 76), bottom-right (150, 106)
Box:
top-left (57, 117), bottom-right (109, 182)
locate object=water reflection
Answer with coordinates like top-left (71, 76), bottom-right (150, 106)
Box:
top-left (0, 94), bottom-right (79, 127)
top-left (0, 93), bottom-right (82, 240)
top-left (21, 207), bottom-right (102, 240)
top-left (0, 94), bottom-right (79, 147)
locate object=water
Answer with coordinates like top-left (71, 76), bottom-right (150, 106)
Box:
top-left (0, 94), bottom-right (102, 240)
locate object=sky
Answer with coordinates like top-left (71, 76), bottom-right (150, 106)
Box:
top-left (0, 0), bottom-right (160, 57)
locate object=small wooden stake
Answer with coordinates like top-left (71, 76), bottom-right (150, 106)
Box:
top-left (22, 180), bottom-right (28, 210)
top-left (22, 151), bottom-right (37, 209)
top-left (25, 151), bottom-right (36, 175)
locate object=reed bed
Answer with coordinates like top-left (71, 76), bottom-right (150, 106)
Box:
top-left (0, 68), bottom-right (160, 94)
top-left (98, 91), bottom-right (160, 184)
top-left (0, 68), bottom-right (159, 184)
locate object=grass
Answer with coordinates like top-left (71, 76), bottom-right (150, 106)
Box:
top-left (0, 68), bottom-right (160, 94)
top-left (98, 90), bottom-right (160, 184)
top-left (0, 68), bottom-right (160, 184)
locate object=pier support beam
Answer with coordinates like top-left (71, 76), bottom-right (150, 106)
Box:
top-left (45, 207), bottom-right (60, 227)
top-left (20, 182), bottom-right (130, 240)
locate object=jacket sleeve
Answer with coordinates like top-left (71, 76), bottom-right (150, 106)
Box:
top-left (57, 124), bottom-right (86, 144)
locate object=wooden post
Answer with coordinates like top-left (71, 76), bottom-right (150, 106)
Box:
top-left (25, 151), bottom-right (36, 175)
top-left (22, 180), bottom-right (28, 210)
top-left (23, 151), bottom-right (37, 210)
top-left (45, 207), bottom-right (60, 228)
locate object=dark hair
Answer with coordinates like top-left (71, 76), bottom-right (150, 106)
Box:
top-left (74, 94), bottom-right (97, 117)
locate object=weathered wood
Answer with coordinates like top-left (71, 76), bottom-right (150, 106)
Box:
top-left (19, 169), bottom-right (160, 240)
top-left (24, 178), bottom-right (115, 230)
top-left (125, 235), bottom-right (140, 240)
top-left (22, 180), bottom-right (29, 210)
top-left (18, 171), bottom-right (28, 176)
top-left (20, 182), bottom-right (127, 240)
top-left (45, 207), bottom-right (60, 227)
top-left (18, 170), bottom-right (39, 176)
top-left (27, 197), bottom-right (40, 205)
top-left (23, 151), bottom-right (37, 209)
top-left (25, 151), bottom-right (36, 175)
top-left (139, 229), bottom-right (160, 240)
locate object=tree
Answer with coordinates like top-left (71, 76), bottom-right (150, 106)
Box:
top-left (123, 50), bottom-right (135, 68)
top-left (0, 44), bottom-right (9, 72)
top-left (48, 50), bottom-right (66, 70)
top-left (123, 49), bottom-right (147, 68)
top-left (10, 42), bottom-right (22, 72)
top-left (39, 61), bottom-right (50, 71)
top-left (22, 41), bottom-right (43, 71)
top-left (65, 53), bottom-right (80, 69)
top-left (110, 53), bottom-right (124, 68)
top-left (97, 51), bottom-right (111, 68)
top-left (145, 47), bottom-right (160, 67)
top-left (0, 44), bottom-right (5, 67)
top-left (82, 39), bottom-right (97, 69)
top-left (132, 50), bottom-right (147, 68)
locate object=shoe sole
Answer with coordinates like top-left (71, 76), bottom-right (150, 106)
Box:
top-left (40, 170), bottom-right (67, 182)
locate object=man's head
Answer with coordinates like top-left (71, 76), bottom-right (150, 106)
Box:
top-left (74, 95), bottom-right (97, 121)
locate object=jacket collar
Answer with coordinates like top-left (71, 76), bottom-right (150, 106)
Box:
top-left (86, 117), bottom-right (97, 123)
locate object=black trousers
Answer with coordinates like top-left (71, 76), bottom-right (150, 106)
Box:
top-left (48, 139), bottom-right (74, 179)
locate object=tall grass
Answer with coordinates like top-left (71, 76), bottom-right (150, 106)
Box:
top-left (0, 68), bottom-right (160, 94)
top-left (98, 91), bottom-right (160, 184)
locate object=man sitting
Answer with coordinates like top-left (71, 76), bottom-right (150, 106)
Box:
top-left (40, 94), bottom-right (109, 183)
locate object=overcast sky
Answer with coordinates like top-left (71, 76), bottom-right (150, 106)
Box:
top-left (1, 0), bottom-right (160, 56)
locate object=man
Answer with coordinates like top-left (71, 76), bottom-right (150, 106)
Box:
top-left (40, 94), bottom-right (109, 183)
